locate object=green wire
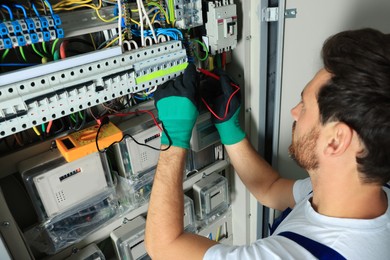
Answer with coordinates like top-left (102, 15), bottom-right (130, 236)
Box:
top-left (192, 39), bottom-right (208, 61)
top-left (168, 0), bottom-right (175, 23)
top-left (78, 111), bottom-right (84, 120)
top-left (69, 114), bottom-right (77, 123)
top-left (31, 44), bottom-right (45, 58)
top-left (42, 42), bottom-right (48, 54)
top-left (1, 49), bottom-right (10, 62)
top-left (53, 50), bottom-right (60, 61)
top-left (147, 2), bottom-right (169, 23)
top-left (41, 123), bottom-right (46, 133)
top-left (51, 39), bottom-right (59, 56)
top-left (217, 53), bottom-right (222, 68)
top-left (19, 47), bottom-right (27, 62)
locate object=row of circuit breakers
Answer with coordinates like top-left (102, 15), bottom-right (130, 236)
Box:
top-left (14, 109), bottom-right (231, 258)
top-left (0, 0), bottom-right (238, 139)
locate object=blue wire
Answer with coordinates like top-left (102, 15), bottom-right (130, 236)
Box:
top-left (1, 4), bottom-right (13, 20)
top-left (14, 5), bottom-right (28, 18)
top-left (0, 63), bottom-right (38, 67)
top-left (44, 0), bottom-right (54, 15)
top-left (31, 3), bottom-right (40, 16)
top-left (133, 95), bottom-right (148, 100)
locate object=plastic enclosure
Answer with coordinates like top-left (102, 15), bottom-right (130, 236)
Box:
top-left (110, 216), bottom-right (150, 260)
top-left (115, 124), bottom-right (161, 179)
top-left (18, 150), bottom-right (118, 254)
top-left (193, 172), bottom-right (229, 221)
top-left (115, 169), bottom-right (155, 213)
top-left (186, 143), bottom-right (223, 175)
top-left (190, 112), bottom-right (220, 152)
top-left (24, 192), bottom-right (118, 255)
top-left (19, 150), bottom-right (114, 221)
top-left (184, 195), bottom-right (196, 233)
top-left (64, 243), bottom-right (105, 260)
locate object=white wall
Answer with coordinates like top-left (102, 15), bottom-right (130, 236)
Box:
top-left (276, 0), bottom-right (390, 179)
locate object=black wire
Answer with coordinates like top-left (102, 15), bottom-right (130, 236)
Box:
top-left (54, 118), bottom-right (66, 134)
top-left (74, 110), bottom-right (87, 131)
top-left (96, 121), bottom-right (172, 153)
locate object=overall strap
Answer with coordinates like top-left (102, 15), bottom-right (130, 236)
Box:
top-left (278, 231), bottom-right (346, 260)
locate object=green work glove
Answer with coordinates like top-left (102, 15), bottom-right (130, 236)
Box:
top-left (203, 70), bottom-right (245, 145)
top-left (154, 63), bottom-right (199, 149)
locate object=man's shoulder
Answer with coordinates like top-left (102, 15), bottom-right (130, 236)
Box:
top-left (292, 177), bottom-right (312, 203)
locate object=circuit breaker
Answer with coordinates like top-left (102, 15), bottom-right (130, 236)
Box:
top-left (205, 0), bottom-right (238, 54)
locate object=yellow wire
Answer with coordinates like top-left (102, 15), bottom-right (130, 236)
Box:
top-left (90, 33), bottom-right (96, 50)
top-left (147, 2), bottom-right (170, 24)
top-left (95, 9), bottom-right (118, 23)
top-left (32, 126), bottom-right (41, 136)
top-left (216, 225), bottom-right (222, 242)
top-left (151, 10), bottom-right (160, 24)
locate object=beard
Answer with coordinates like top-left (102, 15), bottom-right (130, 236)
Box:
top-left (288, 122), bottom-right (320, 171)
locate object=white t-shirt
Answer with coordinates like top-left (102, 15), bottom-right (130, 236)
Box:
top-left (204, 178), bottom-right (390, 259)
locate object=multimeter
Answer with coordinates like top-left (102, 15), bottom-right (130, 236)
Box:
top-left (56, 122), bottom-right (123, 162)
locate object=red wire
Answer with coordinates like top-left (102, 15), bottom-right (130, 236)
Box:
top-left (60, 41), bottom-right (68, 59)
top-left (221, 51), bottom-right (226, 69)
top-left (98, 109), bottom-right (162, 131)
top-left (197, 68), bottom-right (240, 121)
top-left (46, 120), bottom-right (53, 133)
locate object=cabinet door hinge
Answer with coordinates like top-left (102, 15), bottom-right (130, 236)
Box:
top-left (262, 7), bottom-right (297, 22)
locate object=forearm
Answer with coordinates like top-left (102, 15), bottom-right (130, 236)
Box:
top-left (225, 138), bottom-right (295, 210)
top-left (145, 146), bottom-right (186, 258)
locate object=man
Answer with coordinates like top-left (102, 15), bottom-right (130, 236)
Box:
top-left (145, 28), bottom-right (390, 259)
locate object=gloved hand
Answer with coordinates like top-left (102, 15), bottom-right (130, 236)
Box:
top-left (202, 69), bottom-right (245, 145)
top-left (154, 63), bottom-right (199, 149)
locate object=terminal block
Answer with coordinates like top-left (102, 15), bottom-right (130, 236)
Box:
top-left (0, 14), bottom-right (64, 50)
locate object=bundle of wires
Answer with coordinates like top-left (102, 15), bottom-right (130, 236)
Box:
top-left (131, 27), bottom-right (183, 41)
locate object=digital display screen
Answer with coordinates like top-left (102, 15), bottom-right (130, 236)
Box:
top-left (61, 138), bottom-right (75, 150)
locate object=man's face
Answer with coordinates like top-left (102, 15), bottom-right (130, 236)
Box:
top-left (289, 122), bottom-right (320, 170)
top-left (288, 69), bottom-right (332, 171)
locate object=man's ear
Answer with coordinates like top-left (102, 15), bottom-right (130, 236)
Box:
top-left (323, 122), bottom-right (353, 157)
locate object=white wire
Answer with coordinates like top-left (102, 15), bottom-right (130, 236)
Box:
top-left (136, 86), bottom-right (157, 96)
top-left (130, 40), bottom-right (138, 49)
top-left (117, 0), bottom-right (122, 48)
top-left (123, 40), bottom-right (139, 50)
top-left (145, 36), bottom-right (153, 46)
top-left (139, 0), bottom-right (158, 44)
top-left (136, 0), bottom-right (145, 46)
top-left (123, 40), bottom-right (131, 51)
top-left (158, 35), bottom-right (166, 43)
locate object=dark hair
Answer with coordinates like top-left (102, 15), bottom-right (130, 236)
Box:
top-left (318, 28), bottom-right (390, 185)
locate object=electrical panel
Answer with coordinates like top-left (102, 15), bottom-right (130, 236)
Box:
top-left (0, 0), bottom-right (239, 258)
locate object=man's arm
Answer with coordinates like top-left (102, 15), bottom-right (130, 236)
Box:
top-left (145, 146), bottom-right (217, 260)
top-left (210, 72), bottom-right (296, 211)
top-left (225, 138), bottom-right (296, 211)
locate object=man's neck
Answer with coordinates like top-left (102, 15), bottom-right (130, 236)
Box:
top-left (310, 172), bottom-right (388, 219)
